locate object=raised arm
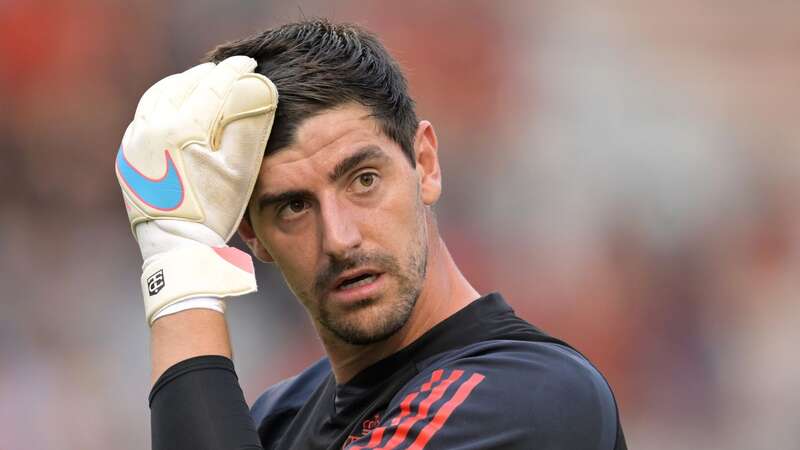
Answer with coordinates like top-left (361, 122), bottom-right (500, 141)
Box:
top-left (114, 56), bottom-right (278, 449)
top-left (150, 309), bottom-right (231, 384)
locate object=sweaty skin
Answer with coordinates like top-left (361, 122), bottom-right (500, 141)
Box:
top-left (150, 103), bottom-right (479, 384)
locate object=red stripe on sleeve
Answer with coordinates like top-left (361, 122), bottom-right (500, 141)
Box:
top-left (392, 369), bottom-right (441, 426)
top-left (356, 427), bottom-right (385, 450)
top-left (374, 370), bottom-right (464, 450)
top-left (347, 369), bottom-right (444, 450)
top-left (420, 369), bottom-right (443, 392)
top-left (406, 373), bottom-right (485, 450)
top-left (348, 393), bottom-right (416, 450)
top-left (393, 392), bottom-right (419, 426)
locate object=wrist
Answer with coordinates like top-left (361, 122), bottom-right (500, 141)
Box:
top-left (152, 297), bottom-right (226, 322)
top-left (150, 308), bottom-right (232, 384)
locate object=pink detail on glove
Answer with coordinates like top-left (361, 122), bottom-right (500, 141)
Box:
top-left (213, 246), bottom-right (255, 274)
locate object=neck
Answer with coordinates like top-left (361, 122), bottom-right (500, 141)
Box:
top-left (321, 234), bottom-right (479, 384)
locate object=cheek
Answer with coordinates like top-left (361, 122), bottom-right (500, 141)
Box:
top-left (263, 231), bottom-right (320, 295)
top-left (362, 179), bottom-right (424, 248)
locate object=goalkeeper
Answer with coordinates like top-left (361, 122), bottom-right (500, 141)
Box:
top-left (116, 20), bottom-right (627, 450)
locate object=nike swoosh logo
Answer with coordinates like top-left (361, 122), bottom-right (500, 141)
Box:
top-left (116, 146), bottom-right (184, 211)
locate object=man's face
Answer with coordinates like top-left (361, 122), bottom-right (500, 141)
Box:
top-left (242, 103), bottom-right (441, 345)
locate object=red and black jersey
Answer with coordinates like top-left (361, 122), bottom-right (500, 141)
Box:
top-left (150, 293), bottom-right (626, 450)
top-left (250, 293), bottom-right (626, 450)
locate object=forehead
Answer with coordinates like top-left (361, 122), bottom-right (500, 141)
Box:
top-left (256, 103), bottom-right (402, 188)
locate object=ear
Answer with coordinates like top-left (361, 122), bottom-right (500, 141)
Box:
top-left (413, 120), bottom-right (442, 206)
top-left (237, 215), bottom-right (274, 263)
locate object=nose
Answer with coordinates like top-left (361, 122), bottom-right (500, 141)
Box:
top-left (319, 194), bottom-right (362, 258)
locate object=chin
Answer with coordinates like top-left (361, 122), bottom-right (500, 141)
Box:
top-left (320, 293), bottom-right (416, 346)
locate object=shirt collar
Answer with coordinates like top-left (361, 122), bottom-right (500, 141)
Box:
top-left (340, 292), bottom-right (514, 390)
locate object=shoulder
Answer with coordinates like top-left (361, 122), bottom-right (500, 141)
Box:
top-left (250, 357), bottom-right (331, 429)
top-left (424, 338), bottom-right (615, 400)
top-left (346, 340), bottom-right (619, 450)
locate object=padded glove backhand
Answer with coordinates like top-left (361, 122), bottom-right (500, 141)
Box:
top-left (115, 56), bottom-right (277, 325)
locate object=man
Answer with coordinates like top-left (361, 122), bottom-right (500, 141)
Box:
top-left (116, 20), bottom-right (626, 450)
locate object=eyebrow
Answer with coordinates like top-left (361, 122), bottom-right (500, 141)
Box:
top-left (255, 146), bottom-right (389, 213)
top-left (328, 145), bottom-right (388, 182)
top-left (256, 189), bottom-right (314, 212)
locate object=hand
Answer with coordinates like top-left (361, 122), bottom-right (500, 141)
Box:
top-left (115, 56), bottom-right (277, 325)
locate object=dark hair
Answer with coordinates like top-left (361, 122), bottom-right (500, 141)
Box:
top-left (207, 19), bottom-right (418, 165)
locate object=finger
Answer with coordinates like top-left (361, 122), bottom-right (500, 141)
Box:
top-left (134, 75), bottom-right (175, 121)
top-left (165, 62), bottom-right (216, 111)
top-left (135, 62), bottom-right (214, 121)
top-left (210, 73), bottom-right (278, 151)
top-left (151, 62), bottom-right (216, 121)
top-left (180, 56), bottom-right (258, 134)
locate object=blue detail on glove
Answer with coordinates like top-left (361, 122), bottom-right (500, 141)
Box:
top-left (116, 146), bottom-right (184, 211)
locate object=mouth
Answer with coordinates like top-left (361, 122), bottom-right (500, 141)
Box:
top-left (334, 269), bottom-right (383, 291)
top-left (325, 267), bottom-right (387, 305)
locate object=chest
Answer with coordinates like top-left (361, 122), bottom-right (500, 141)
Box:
top-left (268, 373), bottom-right (409, 450)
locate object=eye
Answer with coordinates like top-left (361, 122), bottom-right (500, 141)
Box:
top-left (359, 173), bottom-right (375, 187)
top-left (351, 172), bottom-right (379, 194)
top-left (278, 199), bottom-right (310, 220)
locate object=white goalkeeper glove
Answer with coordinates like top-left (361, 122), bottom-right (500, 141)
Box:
top-left (114, 56), bottom-right (277, 325)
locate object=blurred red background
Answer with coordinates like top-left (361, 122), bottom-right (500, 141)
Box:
top-left (1, 1), bottom-right (798, 449)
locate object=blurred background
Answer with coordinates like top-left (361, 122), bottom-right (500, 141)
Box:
top-left (1, 1), bottom-right (799, 449)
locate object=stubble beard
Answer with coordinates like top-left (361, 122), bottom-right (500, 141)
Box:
top-left (315, 212), bottom-right (429, 346)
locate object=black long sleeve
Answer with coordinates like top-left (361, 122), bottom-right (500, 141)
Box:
top-left (149, 355), bottom-right (263, 450)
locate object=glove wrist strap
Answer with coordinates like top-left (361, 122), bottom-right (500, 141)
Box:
top-left (141, 245), bottom-right (256, 325)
